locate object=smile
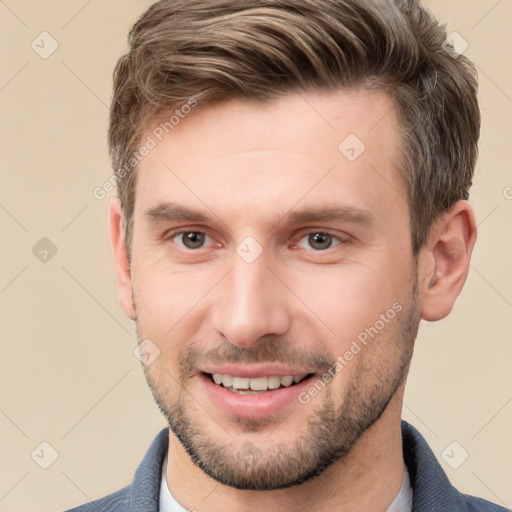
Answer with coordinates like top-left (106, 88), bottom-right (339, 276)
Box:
top-left (207, 373), bottom-right (311, 393)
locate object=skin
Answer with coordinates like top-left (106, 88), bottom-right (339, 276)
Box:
top-left (109, 88), bottom-right (476, 512)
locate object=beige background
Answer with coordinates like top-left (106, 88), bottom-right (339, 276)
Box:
top-left (0, 1), bottom-right (511, 511)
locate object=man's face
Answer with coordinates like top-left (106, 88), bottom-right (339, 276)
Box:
top-left (127, 89), bottom-right (421, 489)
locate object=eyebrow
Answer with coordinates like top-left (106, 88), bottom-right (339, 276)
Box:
top-left (285, 205), bottom-right (375, 226)
top-left (145, 202), bottom-right (210, 223)
top-left (144, 202), bottom-right (375, 227)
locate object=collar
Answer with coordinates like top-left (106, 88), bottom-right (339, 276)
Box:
top-left (129, 420), bottom-right (469, 512)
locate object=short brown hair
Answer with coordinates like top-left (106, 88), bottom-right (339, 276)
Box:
top-left (109, 0), bottom-right (480, 253)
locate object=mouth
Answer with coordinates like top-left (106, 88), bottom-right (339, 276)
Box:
top-left (203, 372), bottom-right (314, 394)
top-left (198, 365), bottom-right (318, 418)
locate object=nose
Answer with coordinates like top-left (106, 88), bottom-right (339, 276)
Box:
top-left (211, 251), bottom-right (292, 348)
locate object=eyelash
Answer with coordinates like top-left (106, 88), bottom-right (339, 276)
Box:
top-left (169, 230), bottom-right (217, 250)
top-left (293, 231), bottom-right (343, 251)
top-left (165, 228), bottom-right (349, 252)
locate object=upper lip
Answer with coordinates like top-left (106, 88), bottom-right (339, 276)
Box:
top-left (199, 364), bottom-right (313, 379)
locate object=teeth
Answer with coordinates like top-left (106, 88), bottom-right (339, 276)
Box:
top-left (249, 377), bottom-right (268, 391)
top-left (280, 376), bottom-right (293, 387)
top-left (211, 373), bottom-right (307, 392)
top-left (232, 377), bottom-right (250, 389)
top-left (267, 376), bottom-right (281, 389)
top-left (221, 374), bottom-right (233, 387)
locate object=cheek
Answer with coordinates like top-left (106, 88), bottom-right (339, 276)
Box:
top-left (132, 248), bottom-right (205, 319)
top-left (291, 262), bottom-right (405, 343)
top-left (131, 254), bottom-right (220, 366)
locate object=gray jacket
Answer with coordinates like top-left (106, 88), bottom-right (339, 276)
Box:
top-left (64, 420), bottom-right (510, 511)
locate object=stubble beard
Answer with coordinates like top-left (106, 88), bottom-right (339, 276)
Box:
top-left (137, 281), bottom-right (420, 490)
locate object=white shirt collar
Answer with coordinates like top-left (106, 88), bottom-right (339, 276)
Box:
top-left (385, 464), bottom-right (413, 512)
top-left (159, 454), bottom-right (188, 512)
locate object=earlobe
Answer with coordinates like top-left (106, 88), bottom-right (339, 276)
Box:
top-left (420, 201), bottom-right (477, 322)
top-left (108, 197), bottom-right (136, 320)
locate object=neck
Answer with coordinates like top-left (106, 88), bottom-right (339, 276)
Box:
top-left (166, 391), bottom-right (406, 512)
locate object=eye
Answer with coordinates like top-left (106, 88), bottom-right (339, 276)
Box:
top-left (172, 231), bottom-right (212, 250)
top-left (296, 232), bottom-right (341, 251)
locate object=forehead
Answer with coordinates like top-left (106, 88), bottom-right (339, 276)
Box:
top-left (135, 88), bottom-right (407, 229)
top-left (146, 88), bottom-right (398, 158)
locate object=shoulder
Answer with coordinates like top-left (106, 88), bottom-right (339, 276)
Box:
top-left (463, 494), bottom-right (511, 512)
top-left (61, 427), bottom-right (169, 512)
top-left (63, 485), bottom-right (130, 512)
top-left (401, 421), bottom-right (510, 512)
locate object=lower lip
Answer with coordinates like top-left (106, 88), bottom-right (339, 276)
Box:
top-left (199, 373), bottom-right (314, 419)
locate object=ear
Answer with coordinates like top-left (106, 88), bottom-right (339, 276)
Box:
top-left (108, 197), bottom-right (135, 320)
top-left (419, 200), bottom-right (477, 322)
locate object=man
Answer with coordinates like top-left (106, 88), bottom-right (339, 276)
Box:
top-left (66, 0), bottom-right (508, 511)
